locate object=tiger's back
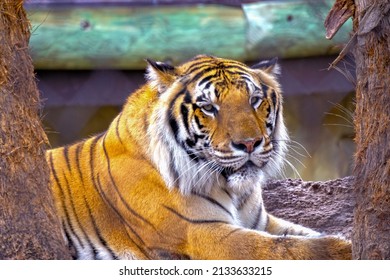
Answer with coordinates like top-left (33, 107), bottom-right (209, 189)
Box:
top-left (47, 55), bottom-right (351, 260)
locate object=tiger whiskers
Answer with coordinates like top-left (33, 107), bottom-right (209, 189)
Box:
top-left (273, 138), bottom-right (310, 179)
top-left (194, 160), bottom-right (223, 188)
top-left (270, 157), bottom-right (288, 179)
top-left (269, 151), bottom-right (303, 180)
top-left (273, 138), bottom-right (311, 158)
top-left (171, 151), bottom-right (220, 193)
top-left (186, 160), bottom-right (221, 193)
top-left (323, 101), bottom-right (355, 129)
top-left (210, 163), bottom-right (224, 187)
top-left (285, 152), bottom-right (307, 170)
top-left (324, 112), bottom-right (354, 127)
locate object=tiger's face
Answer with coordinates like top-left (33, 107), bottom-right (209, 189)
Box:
top-left (147, 55), bottom-right (287, 194)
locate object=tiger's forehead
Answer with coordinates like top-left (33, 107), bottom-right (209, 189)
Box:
top-left (178, 56), bottom-right (264, 102)
top-left (192, 69), bottom-right (261, 103)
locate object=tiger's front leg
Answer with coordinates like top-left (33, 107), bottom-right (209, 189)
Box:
top-left (186, 223), bottom-right (351, 260)
top-left (265, 214), bottom-right (321, 237)
top-left (235, 187), bottom-right (320, 237)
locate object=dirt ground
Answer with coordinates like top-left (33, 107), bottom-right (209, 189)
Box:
top-left (263, 177), bottom-right (354, 239)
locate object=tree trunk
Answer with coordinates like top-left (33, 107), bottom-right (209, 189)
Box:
top-left (352, 0), bottom-right (390, 259)
top-left (0, 1), bottom-right (71, 259)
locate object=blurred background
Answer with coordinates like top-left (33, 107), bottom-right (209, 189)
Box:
top-left (25, 0), bottom-right (356, 181)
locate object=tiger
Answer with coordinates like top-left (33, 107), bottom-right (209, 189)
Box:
top-left (46, 55), bottom-right (351, 260)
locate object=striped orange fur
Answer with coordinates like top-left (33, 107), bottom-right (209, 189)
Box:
top-left (47, 55), bottom-right (351, 259)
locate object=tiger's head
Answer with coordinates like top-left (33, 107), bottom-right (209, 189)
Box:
top-left (146, 55), bottom-right (288, 195)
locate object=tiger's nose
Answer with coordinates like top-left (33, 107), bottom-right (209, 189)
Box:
top-left (232, 138), bottom-right (262, 153)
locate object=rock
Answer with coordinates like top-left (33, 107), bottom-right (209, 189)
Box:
top-left (263, 176), bottom-right (355, 239)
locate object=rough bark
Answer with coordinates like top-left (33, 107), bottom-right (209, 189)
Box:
top-left (0, 1), bottom-right (71, 259)
top-left (352, 0), bottom-right (390, 260)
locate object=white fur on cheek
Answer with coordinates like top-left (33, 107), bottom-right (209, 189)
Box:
top-left (146, 86), bottom-right (223, 195)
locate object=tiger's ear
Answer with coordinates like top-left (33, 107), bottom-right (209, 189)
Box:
top-left (251, 57), bottom-right (280, 76)
top-left (146, 59), bottom-right (177, 93)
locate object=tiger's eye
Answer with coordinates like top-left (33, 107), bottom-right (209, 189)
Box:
top-left (202, 104), bottom-right (214, 112)
top-left (250, 96), bottom-right (261, 107)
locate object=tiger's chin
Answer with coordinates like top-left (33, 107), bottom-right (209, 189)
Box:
top-left (225, 162), bottom-right (265, 195)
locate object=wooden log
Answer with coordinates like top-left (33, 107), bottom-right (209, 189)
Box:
top-left (27, 5), bottom-right (246, 69)
top-left (244, 1), bottom-right (352, 60)
top-left (26, 1), bottom-right (351, 69)
top-left (27, 0), bottom-right (257, 5)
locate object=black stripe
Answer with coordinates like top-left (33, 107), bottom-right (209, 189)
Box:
top-left (164, 206), bottom-right (228, 225)
top-left (87, 135), bottom-right (118, 259)
top-left (185, 138), bottom-right (196, 148)
top-left (169, 88), bottom-right (187, 109)
top-left (63, 222), bottom-right (78, 259)
top-left (187, 61), bottom-right (251, 83)
top-left (198, 74), bottom-right (215, 87)
top-left (180, 104), bottom-right (190, 134)
top-left (225, 68), bottom-right (251, 79)
top-left (88, 134), bottom-right (150, 259)
top-left (115, 112), bottom-right (124, 145)
top-left (184, 58), bottom-right (215, 73)
top-left (75, 142), bottom-right (84, 183)
top-left (94, 175), bottom-right (144, 244)
top-left (76, 139), bottom-right (113, 258)
top-left (63, 146), bottom-right (71, 172)
top-left (193, 133), bottom-right (205, 141)
top-left (88, 134), bottom-right (103, 190)
top-left (195, 95), bottom-right (207, 103)
top-left (203, 80), bottom-right (214, 91)
top-left (266, 104), bottom-right (271, 117)
top-left (236, 190), bottom-right (253, 211)
top-left (194, 115), bottom-right (204, 130)
top-left (183, 90), bottom-right (192, 104)
top-left (193, 193), bottom-right (233, 218)
top-left (83, 192), bottom-right (118, 260)
top-left (95, 173), bottom-right (151, 259)
top-left (225, 69), bottom-right (252, 81)
top-left (270, 90), bottom-right (277, 107)
top-left (189, 66), bottom-right (255, 89)
top-left (49, 153), bottom-right (84, 250)
top-left (238, 73), bottom-right (253, 82)
top-left (222, 188), bottom-right (233, 200)
top-left (271, 90), bottom-right (280, 137)
top-left (82, 199), bottom-right (105, 258)
top-left (169, 117), bottom-right (179, 139)
top-left (62, 172), bottom-right (98, 258)
top-left (102, 134), bottom-right (156, 228)
top-left (187, 66), bottom-right (218, 84)
top-left (101, 134), bottom-right (162, 259)
top-left (221, 169), bottom-right (232, 179)
top-left (273, 107), bottom-right (280, 139)
top-left (261, 84), bottom-right (269, 99)
top-left (250, 205), bottom-right (263, 230)
top-left (187, 151), bottom-right (199, 162)
top-left (168, 88), bottom-right (187, 140)
top-left (64, 142), bottom-right (103, 259)
top-left (224, 64), bottom-right (251, 74)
